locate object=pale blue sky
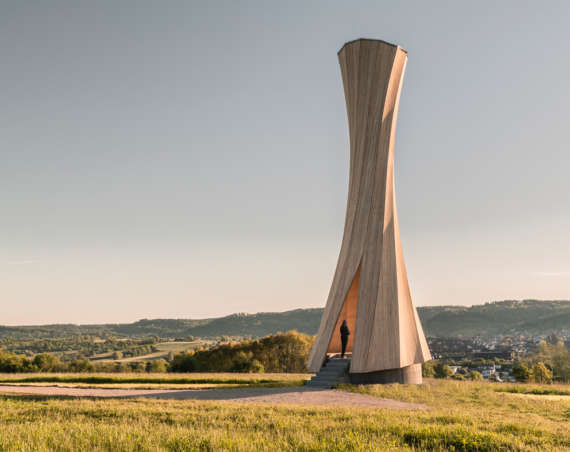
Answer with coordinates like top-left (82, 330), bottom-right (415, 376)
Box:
top-left (2, 1), bottom-right (569, 325)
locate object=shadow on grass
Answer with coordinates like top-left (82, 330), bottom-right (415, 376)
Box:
top-left (0, 386), bottom-right (332, 403)
top-left (124, 386), bottom-right (331, 401)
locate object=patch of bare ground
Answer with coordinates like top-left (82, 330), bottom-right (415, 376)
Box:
top-left (0, 384), bottom-right (427, 409)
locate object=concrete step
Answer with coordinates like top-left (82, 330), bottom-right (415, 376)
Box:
top-left (323, 367), bottom-right (349, 372)
top-left (310, 376), bottom-right (339, 382)
top-left (307, 379), bottom-right (339, 385)
top-left (307, 379), bottom-right (349, 388)
top-left (325, 362), bottom-right (349, 367)
top-left (324, 363), bottom-right (349, 369)
top-left (306, 359), bottom-right (351, 388)
top-left (309, 374), bottom-right (340, 380)
top-left (312, 374), bottom-right (349, 381)
top-left (319, 368), bottom-right (345, 374)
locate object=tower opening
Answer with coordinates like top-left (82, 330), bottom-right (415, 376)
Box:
top-left (327, 265), bottom-right (360, 355)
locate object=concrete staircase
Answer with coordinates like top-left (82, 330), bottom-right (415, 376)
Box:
top-left (306, 357), bottom-right (350, 388)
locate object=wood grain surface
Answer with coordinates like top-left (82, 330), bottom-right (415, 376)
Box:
top-left (308, 39), bottom-right (431, 374)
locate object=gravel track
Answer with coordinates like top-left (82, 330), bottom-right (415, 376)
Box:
top-left (0, 384), bottom-right (427, 409)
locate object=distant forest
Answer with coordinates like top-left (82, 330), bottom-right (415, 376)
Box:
top-left (1, 299), bottom-right (569, 340)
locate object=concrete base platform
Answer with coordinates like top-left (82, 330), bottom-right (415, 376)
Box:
top-left (349, 363), bottom-right (422, 385)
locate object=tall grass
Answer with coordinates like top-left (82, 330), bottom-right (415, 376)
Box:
top-left (0, 372), bottom-right (308, 386)
top-left (493, 383), bottom-right (570, 396)
top-left (0, 379), bottom-right (568, 451)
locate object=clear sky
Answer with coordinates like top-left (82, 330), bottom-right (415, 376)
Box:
top-left (2, 1), bottom-right (569, 325)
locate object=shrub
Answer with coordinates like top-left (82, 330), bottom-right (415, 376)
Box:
top-left (531, 340), bottom-right (570, 382)
top-left (0, 350), bottom-right (36, 372)
top-left (128, 362), bottom-right (146, 373)
top-left (170, 331), bottom-right (313, 373)
top-left (422, 361), bottom-right (435, 378)
top-left (532, 362), bottom-right (553, 384)
top-left (433, 363), bottom-right (453, 379)
top-left (68, 360), bottom-right (95, 372)
top-left (33, 354), bottom-right (64, 372)
top-left (513, 362), bottom-right (532, 382)
top-left (468, 370), bottom-right (483, 381)
top-left (146, 360), bottom-right (168, 373)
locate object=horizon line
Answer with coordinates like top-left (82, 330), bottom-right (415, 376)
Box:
top-left (2, 299), bottom-right (568, 328)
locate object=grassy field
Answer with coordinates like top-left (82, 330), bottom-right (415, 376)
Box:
top-left (0, 372), bottom-right (308, 389)
top-left (0, 378), bottom-right (568, 451)
top-left (111, 341), bottom-right (213, 363)
top-left (493, 383), bottom-right (570, 396)
top-left (154, 341), bottom-right (205, 353)
top-left (90, 341), bottom-right (210, 363)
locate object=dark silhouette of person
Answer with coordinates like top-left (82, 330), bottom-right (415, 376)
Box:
top-left (340, 320), bottom-right (350, 358)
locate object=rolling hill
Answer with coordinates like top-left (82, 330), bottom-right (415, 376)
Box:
top-left (1, 300), bottom-right (568, 340)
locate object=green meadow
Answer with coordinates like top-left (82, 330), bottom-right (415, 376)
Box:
top-left (0, 372), bottom-right (307, 389)
top-left (1, 378), bottom-right (569, 451)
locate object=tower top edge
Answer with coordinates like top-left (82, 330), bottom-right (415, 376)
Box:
top-left (338, 38), bottom-right (407, 55)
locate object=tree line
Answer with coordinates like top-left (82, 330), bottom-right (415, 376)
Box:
top-left (0, 350), bottom-right (169, 373)
top-left (1, 332), bottom-right (568, 382)
top-left (511, 340), bottom-right (569, 383)
top-left (170, 331), bottom-right (314, 373)
top-left (422, 339), bottom-right (570, 383)
top-left (0, 336), bottom-right (159, 360)
top-left (0, 331), bottom-right (313, 374)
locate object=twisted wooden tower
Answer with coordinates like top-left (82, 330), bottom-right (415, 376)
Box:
top-left (308, 39), bottom-right (431, 384)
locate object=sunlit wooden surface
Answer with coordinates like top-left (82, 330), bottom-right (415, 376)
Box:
top-left (308, 39), bottom-right (431, 374)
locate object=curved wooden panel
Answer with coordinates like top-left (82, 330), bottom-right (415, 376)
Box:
top-left (308, 39), bottom-right (431, 374)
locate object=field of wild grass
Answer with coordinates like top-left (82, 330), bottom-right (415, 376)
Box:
top-left (0, 378), bottom-right (569, 451)
top-left (0, 372), bottom-right (308, 389)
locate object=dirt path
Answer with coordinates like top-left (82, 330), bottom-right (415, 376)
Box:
top-left (0, 385), bottom-right (426, 409)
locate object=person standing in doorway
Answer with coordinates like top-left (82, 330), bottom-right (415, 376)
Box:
top-left (340, 320), bottom-right (350, 358)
